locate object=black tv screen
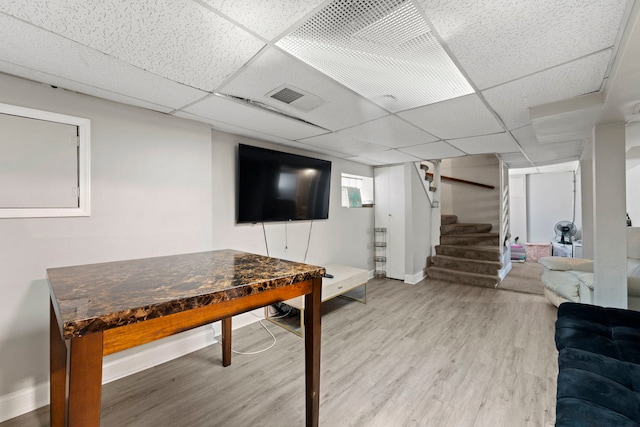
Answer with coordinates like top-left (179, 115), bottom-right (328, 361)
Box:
top-left (237, 144), bottom-right (331, 223)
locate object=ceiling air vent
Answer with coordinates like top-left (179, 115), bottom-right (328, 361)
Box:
top-left (271, 87), bottom-right (304, 104)
top-left (266, 85), bottom-right (326, 112)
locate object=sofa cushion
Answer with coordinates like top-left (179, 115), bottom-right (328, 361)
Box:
top-left (556, 347), bottom-right (640, 427)
top-left (542, 270), bottom-right (580, 302)
top-left (556, 302), bottom-right (640, 363)
top-left (574, 271), bottom-right (594, 290)
top-left (538, 256), bottom-right (593, 272)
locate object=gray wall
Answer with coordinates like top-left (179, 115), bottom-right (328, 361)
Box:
top-left (0, 72), bottom-right (374, 420)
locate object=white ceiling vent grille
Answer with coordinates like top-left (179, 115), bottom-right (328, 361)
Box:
top-left (276, 0), bottom-right (474, 112)
top-left (265, 85), bottom-right (326, 112)
top-left (270, 87), bottom-right (305, 104)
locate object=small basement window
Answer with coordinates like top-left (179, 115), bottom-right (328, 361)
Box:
top-left (0, 103), bottom-right (91, 218)
top-left (341, 173), bottom-right (373, 208)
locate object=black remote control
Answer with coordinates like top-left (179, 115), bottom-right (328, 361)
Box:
top-left (324, 273), bottom-right (334, 278)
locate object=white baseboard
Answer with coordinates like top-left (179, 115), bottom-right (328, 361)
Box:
top-left (0, 382), bottom-right (49, 424)
top-left (404, 270), bottom-right (426, 285)
top-left (0, 310), bottom-right (263, 423)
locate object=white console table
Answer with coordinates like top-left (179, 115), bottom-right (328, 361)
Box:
top-left (266, 264), bottom-right (368, 336)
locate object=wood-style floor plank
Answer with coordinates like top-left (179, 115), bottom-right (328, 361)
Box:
top-left (1, 277), bottom-right (558, 427)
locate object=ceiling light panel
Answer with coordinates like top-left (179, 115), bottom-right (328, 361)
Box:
top-left (338, 116), bottom-right (438, 148)
top-left (276, 0), bottom-right (474, 112)
top-left (398, 94), bottom-right (504, 139)
top-left (417, 0), bottom-right (627, 89)
top-left (482, 50), bottom-right (612, 130)
top-left (0, 14), bottom-right (208, 111)
top-left (0, 0), bottom-right (264, 91)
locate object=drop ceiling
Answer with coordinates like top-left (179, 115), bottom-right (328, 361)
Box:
top-left (0, 0), bottom-right (638, 169)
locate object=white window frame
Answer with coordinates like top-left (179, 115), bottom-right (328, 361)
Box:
top-left (0, 102), bottom-right (91, 218)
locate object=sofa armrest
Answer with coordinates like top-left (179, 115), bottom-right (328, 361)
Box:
top-left (538, 256), bottom-right (594, 272)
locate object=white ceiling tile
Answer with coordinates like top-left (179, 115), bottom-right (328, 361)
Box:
top-left (523, 140), bottom-right (585, 164)
top-left (499, 152), bottom-right (533, 168)
top-left (344, 156), bottom-right (385, 166)
top-left (511, 126), bottom-right (539, 147)
top-left (359, 150), bottom-right (423, 164)
top-left (0, 14), bottom-right (209, 110)
top-left (219, 47), bottom-right (389, 131)
top-left (418, 0), bottom-right (627, 89)
top-left (338, 116), bottom-right (438, 148)
top-left (176, 110), bottom-right (350, 159)
top-left (299, 133), bottom-right (390, 156)
top-left (294, 142), bottom-right (352, 158)
top-left (0, 0), bottom-right (264, 91)
top-left (0, 62), bottom-right (173, 113)
top-left (447, 133), bottom-right (518, 154)
top-left (399, 141), bottom-right (465, 160)
top-left (183, 95), bottom-right (329, 140)
top-left (482, 50), bottom-right (612, 130)
top-left (398, 94), bottom-right (504, 139)
top-left (201, 0), bottom-right (325, 40)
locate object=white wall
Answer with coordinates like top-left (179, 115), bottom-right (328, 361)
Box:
top-left (628, 164), bottom-right (640, 225)
top-left (0, 74), bottom-right (214, 420)
top-left (440, 155), bottom-right (500, 231)
top-left (0, 73), bottom-right (374, 421)
top-left (405, 164), bottom-right (432, 284)
top-left (509, 175), bottom-right (527, 243)
top-left (208, 130), bottom-right (374, 270)
top-left (527, 172), bottom-right (580, 243)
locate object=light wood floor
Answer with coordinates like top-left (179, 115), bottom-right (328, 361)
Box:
top-left (2, 277), bottom-right (558, 427)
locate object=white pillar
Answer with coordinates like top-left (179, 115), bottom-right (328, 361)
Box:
top-left (579, 153), bottom-right (594, 260)
top-left (592, 122), bottom-right (627, 308)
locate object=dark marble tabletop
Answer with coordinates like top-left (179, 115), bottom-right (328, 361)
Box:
top-left (47, 249), bottom-right (325, 339)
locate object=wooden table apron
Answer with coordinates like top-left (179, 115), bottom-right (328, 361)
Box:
top-left (48, 255), bottom-right (323, 427)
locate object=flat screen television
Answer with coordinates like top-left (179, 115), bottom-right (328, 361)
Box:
top-left (237, 144), bottom-right (331, 223)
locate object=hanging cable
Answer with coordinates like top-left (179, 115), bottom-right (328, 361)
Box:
top-left (285, 221), bottom-right (288, 252)
top-left (304, 220), bottom-right (313, 263)
top-left (262, 222), bottom-right (269, 257)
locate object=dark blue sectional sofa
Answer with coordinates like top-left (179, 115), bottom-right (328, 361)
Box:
top-left (555, 302), bottom-right (640, 426)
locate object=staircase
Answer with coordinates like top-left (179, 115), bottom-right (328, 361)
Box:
top-left (427, 215), bottom-right (502, 287)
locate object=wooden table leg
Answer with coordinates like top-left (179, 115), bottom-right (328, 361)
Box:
top-left (304, 277), bottom-right (322, 427)
top-left (222, 317), bottom-right (232, 367)
top-left (50, 302), bottom-right (67, 427)
top-left (68, 332), bottom-right (104, 426)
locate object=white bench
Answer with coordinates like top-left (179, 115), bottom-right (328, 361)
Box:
top-left (265, 264), bottom-right (368, 336)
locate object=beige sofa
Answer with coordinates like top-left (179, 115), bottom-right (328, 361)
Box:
top-left (539, 227), bottom-right (640, 310)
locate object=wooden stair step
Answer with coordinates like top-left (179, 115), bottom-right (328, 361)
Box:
top-left (431, 255), bottom-right (501, 275)
top-left (440, 233), bottom-right (500, 246)
top-left (427, 266), bottom-right (499, 288)
top-left (435, 245), bottom-right (501, 261)
top-left (441, 223), bottom-right (493, 235)
top-left (441, 215), bottom-right (458, 225)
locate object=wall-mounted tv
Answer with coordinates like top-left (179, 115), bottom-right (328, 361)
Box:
top-left (237, 144), bottom-right (332, 223)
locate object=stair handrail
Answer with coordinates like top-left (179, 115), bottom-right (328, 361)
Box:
top-left (423, 171), bottom-right (495, 190)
